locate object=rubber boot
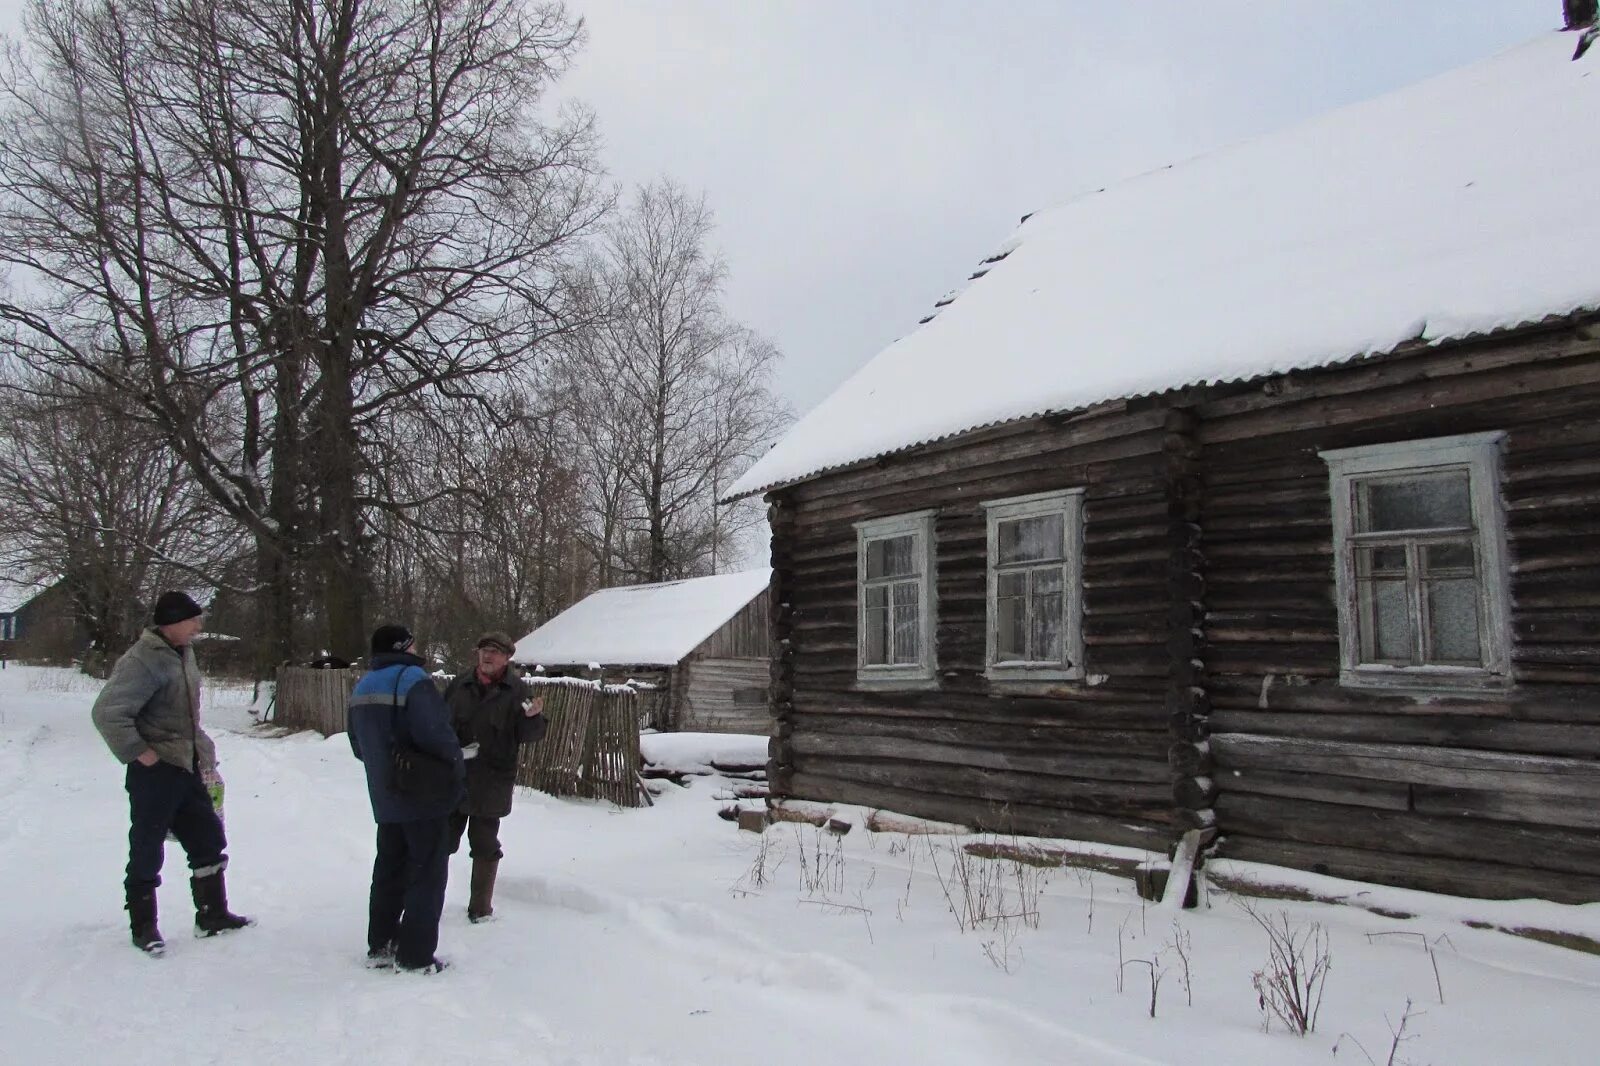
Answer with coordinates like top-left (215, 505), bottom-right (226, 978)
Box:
top-left (192, 870), bottom-right (253, 936)
top-left (468, 858), bottom-right (498, 923)
top-left (127, 889), bottom-right (164, 956)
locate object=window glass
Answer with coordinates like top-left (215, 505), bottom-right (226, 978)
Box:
top-left (995, 575), bottom-right (1026, 661)
top-left (1358, 577), bottom-right (1411, 661)
top-left (892, 584), bottom-right (921, 664)
top-left (997, 513), bottom-right (1063, 565)
top-left (866, 534), bottom-right (916, 579)
top-left (1427, 580), bottom-right (1481, 662)
top-left (1359, 473), bottom-right (1471, 532)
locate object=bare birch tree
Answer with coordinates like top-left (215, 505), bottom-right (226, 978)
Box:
top-left (562, 178), bottom-right (788, 583)
top-left (0, 0), bottom-right (604, 660)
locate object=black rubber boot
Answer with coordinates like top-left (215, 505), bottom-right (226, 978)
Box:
top-left (127, 890), bottom-right (165, 956)
top-left (192, 870), bottom-right (253, 937)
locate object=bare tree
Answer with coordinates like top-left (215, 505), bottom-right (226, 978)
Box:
top-left (0, 0), bottom-right (605, 660)
top-left (561, 178), bottom-right (789, 583)
top-left (0, 365), bottom-right (236, 667)
top-left (368, 386), bottom-right (592, 660)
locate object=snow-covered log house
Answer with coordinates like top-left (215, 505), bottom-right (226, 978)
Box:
top-left (726, 20), bottom-right (1600, 903)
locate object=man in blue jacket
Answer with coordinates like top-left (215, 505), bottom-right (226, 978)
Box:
top-left (348, 623), bottom-right (465, 974)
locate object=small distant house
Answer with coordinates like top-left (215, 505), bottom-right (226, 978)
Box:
top-left (515, 570), bottom-right (773, 735)
top-left (0, 578), bottom-right (32, 658)
top-left (726, 23), bottom-right (1600, 903)
top-left (0, 578), bottom-right (79, 663)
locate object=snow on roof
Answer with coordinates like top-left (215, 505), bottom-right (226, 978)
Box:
top-left (513, 569), bottom-right (771, 667)
top-left (729, 31), bottom-right (1600, 501)
top-left (0, 576), bottom-right (47, 616)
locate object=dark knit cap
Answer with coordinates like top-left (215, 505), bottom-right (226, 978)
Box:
top-left (152, 590), bottom-right (204, 626)
top-left (370, 623), bottom-right (415, 656)
top-left (476, 631), bottom-right (516, 655)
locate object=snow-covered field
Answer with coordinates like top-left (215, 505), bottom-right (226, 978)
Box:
top-left (4, 663), bottom-right (1598, 1065)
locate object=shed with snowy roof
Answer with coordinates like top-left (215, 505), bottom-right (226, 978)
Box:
top-left (731, 18), bottom-right (1600, 904)
top-left (514, 570), bottom-right (773, 735)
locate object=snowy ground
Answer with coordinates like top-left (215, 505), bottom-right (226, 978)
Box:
top-left (4, 664), bottom-right (1599, 1065)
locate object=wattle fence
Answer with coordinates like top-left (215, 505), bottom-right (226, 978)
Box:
top-left (270, 665), bottom-right (646, 808)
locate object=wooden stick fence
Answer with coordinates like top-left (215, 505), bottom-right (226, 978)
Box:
top-left (273, 665), bottom-right (361, 735)
top-left (517, 677), bottom-right (646, 808)
top-left (270, 666), bottom-right (647, 809)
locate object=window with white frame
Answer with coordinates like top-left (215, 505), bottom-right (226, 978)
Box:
top-left (1321, 432), bottom-right (1511, 687)
top-left (983, 489), bottom-right (1085, 680)
top-left (855, 510), bottom-right (937, 686)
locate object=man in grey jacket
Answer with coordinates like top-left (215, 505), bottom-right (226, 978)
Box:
top-left (91, 591), bottom-right (252, 956)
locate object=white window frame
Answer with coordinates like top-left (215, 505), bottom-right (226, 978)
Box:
top-left (854, 509), bottom-right (938, 688)
top-left (1321, 431), bottom-right (1511, 690)
top-left (983, 488), bottom-right (1086, 682)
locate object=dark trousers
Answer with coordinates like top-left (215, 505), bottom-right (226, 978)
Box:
top-left (448, 811), bottom-right (503, 861)
top-left (369, 817), bottom-right (450, 968)
top-left (125, 761), bottom-right (227, 894)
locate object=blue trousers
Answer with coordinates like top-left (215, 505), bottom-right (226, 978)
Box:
top-left (369, 817), bottom-right (450, 968)
top-left (124, 760), bottom-right (227, 893)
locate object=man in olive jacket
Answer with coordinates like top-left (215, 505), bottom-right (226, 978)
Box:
top-left (444, 631), bottom-right (546, 922)
top-left (91, 591), bottom-right (252, 956)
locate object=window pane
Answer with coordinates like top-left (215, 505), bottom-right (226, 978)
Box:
top-left (998, 513), bottom-right (1064, 565)
top-left (892, 581), bottom-right (921, 665)
top-left (1424, 542), bottom-right (1476, 575)
top-left (1426, 579), bottom-right (1482, 664)
top-left (1359, 474), bottom-right (1471, 533)
top-left (865, 584), bottom-right (888, 610)
top-left (866, 534), bottom-right (916, 579)
top-left (863, 605), bottom-right (889, 665)
top-left (1358, 577), bottom-right (1411, 662)
top-left (1357, 545), bottom-right (1407, 576)
top-left (996, 586), bottom-right (1026, 661)
top-left (1032, 590), bottom-right (1064, 662)
top-left (1032, 568), bottom-right (1063, 598)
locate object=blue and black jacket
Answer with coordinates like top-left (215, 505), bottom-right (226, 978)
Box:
top-left (348, 652), bottom-right (466, 823)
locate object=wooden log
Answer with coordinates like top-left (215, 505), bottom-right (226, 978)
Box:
top-left (1210, 709), bottom-right (1600, 757)
top-left (790, 732), bottom-right (1170, 781)
top-left (1216, 766), bottom-right (1411, 811)
top-left (789, 712), bottom-right (1166, 753)
top-left (1169, 741), bottom-right (1212, 776)
top-left (1215, 833), bottom-right (1600, 904)
top-left (1214, 793), bottom-right (1600, 877)
top-left (1172, 776), bottom-right (1217, 808)
top-left (1211, 732), bottom-right (1600, 800)
top-left (1206, 675), bottom-right (1600, 723)
top-left (786, 770), bottom-right (1172, 850)
top-left (790, 756), bottom-right (1174, 814)
top-left (1411, 784), bottom-right (1600, 831)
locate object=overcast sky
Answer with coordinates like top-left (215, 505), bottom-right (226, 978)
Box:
top-left (0, 1), bottom-right (1565, 417)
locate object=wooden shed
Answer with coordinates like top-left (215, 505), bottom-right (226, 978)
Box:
top-left (726, 25), bottom-right (1600, 903)
top-left (513, 570), bottom-right (772, 735)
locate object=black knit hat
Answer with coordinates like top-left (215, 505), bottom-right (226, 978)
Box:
top-left (370, 623), bottom-right (415, 656)
top-left (152, 590), bottom-right (204, 626)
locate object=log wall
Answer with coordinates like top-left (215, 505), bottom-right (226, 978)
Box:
top-left (1195, 322), bottom-right (1600, 901)
top-left (678, 656), bottom-right (772, 734)
top-left (769, 402), bottom-right (1180, 849)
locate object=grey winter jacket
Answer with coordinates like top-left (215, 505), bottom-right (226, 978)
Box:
top-left (91, 628), bottom-right (217, 772)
